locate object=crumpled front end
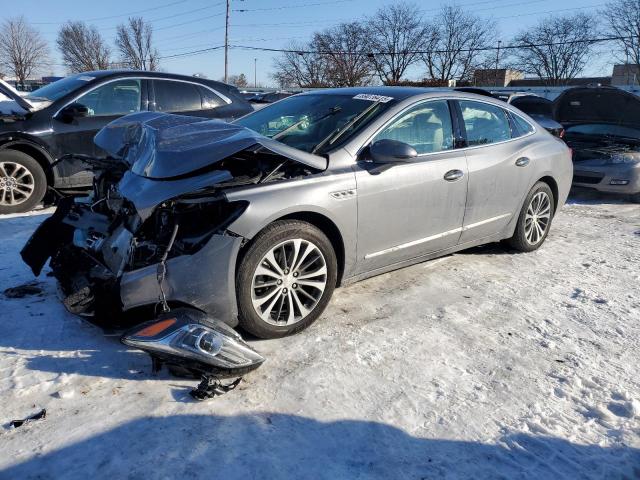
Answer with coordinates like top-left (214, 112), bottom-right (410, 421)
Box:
top-left (21, 187), bottom-right (247, 326)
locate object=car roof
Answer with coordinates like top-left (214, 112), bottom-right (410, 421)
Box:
top-left (72, 70), bottom-right (233, 90)
top-left (297, 86), bottom-right (452, 100)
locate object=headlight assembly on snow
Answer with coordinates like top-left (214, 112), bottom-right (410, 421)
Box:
top-left (121, 308), bottom-right (264, 378)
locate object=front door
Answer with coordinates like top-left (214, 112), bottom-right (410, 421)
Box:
top-left (354, 99), bottom-right (468, 274)
top-left (51, 78), bottom-right (145, 186)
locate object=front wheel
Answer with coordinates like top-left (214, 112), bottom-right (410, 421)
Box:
top-left (506, 181), bottom-right (555, 252)
top-left (236, 220), bottom-right (337, 339)
top-left (0, 150), bottom-right (47, 214)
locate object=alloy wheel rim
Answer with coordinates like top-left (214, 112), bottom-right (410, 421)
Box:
top-left (251, 238), bottom-right (327, 326)
top-left (524, 191), bottom-right (551, 245)
top-left (0, 161), bottom-right (35, 206)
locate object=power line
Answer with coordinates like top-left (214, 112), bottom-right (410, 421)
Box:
top-left (230, 35), bottom-right (631, 55)
top-left (493, 3), bottom-right (605, 19)
top-left (30, 0), bottom-right (190, 25)
top-left (233, 0), bottom-right (354, 12)
top-left (157, 35), bottom-right (633, 61)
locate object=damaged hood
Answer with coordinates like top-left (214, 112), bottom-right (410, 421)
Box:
top-left (94, 111), bottom-right (327, 179)
top-left (553, 87), bottom-right (640, 129)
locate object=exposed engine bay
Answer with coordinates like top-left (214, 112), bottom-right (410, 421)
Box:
top-left (20, 112), bottom-right (326, 397)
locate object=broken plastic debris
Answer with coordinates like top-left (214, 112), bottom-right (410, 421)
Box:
top-left (10, 409), bottom-right (46, 428)
top-left (190, 377), bottom-right (242, 401)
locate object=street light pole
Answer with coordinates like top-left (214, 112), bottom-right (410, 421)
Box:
top-left (224, 0), bottom-right (230, 84)
top-left (254, 58), bottom-right (257, 88)
top-left (495, 40), bottom-right (502, 87)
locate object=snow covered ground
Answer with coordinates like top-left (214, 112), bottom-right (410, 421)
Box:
top-left (0, 192), bottom-right (638, 479)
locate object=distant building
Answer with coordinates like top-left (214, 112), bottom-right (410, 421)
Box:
top-left (509, 77), bottom-right (611, 87)
top-left (472, 68), bottom-right (524, 87)
top-left (611, 64), bottom-right (640, 86)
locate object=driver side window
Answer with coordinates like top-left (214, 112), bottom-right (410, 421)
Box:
top-left (76, 79), bottom-right (142, 117)
top-left (373, 100), bottom-right (454, 154)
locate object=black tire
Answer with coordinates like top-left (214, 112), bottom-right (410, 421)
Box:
top-left (506, 181), bottom-right (555, 252)
top-left (0, 150), bottom-right (47, 214)
top-left (630, 192), bottom-right (640, 204)
top-left (236, 220), bottom-right (338, 339)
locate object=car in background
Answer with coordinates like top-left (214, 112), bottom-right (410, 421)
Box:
top-left (248, 91), bottom-right (295, 110)
top-left (501, 93), bottom-right (565, 138)
top-left (0, 71), bottom-right (253, 214)
top-left (455, 88), bottom-right (564, 138)
top-left (554, 86), bottom-right (640, 202)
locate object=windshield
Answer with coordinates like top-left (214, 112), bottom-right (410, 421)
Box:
top-left (235, 93), bottom-right (394, 154)
top-left (25, 74), bottom-right (98, 102)
top-left (564, 123), bottom-right (640, 140)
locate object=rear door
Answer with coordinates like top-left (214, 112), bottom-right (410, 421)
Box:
top-left (151, 79), bottom-right (240, 121)
top-left (454, 99), bottom-right (533, 243)
top-left (354, 99), bottom-right (468, 273)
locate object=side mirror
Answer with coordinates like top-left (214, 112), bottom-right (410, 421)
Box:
top-left (370, 139), bottom-right (418, 164)
top-left (57, 103), bottom-right (89, 122)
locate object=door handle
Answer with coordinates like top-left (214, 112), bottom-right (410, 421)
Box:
top-left (444, 169), bottom-right (464, 182)
top-left (515, 157), bottom-right (530, 167)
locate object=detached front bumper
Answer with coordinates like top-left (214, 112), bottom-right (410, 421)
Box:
top-left (573, 161), bottom-right (640, 195)
top-left (21, 202), bottom-right (244, 327)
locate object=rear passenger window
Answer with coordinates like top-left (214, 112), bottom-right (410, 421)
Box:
top-left (373, 100), bottom-right (454, 154)
top-left (154, 80), bottom-right (202, 112)
top-left (459, 100), bottom-right (511, 146)
top-left (199, 86), bottom-right (224, 109)
top-left (511, 113), bottom-right (535, 136)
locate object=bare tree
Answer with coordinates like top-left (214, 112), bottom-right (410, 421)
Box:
top-left (422, 6), bottom-right (496, 82)
top-left (364, 2), bottom-right (432, 85)
top-left (57, 21), bottom-right (110, 73)
top-left (603, 0), bottom-right (640, 69)
top-left (510, 13), bottom-right (598, 85)
top-left (115, 17), bottom-right (159, 70)
top-left (229, 73), bottom-right (248, 87)
top-left (0, 17), bottom-right (49, 87)
top-left (271, 41), bottom-right (329, 88)
top-left (314, 22), bottom-right (373, 86)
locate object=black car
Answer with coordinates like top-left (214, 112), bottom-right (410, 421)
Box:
top-left (0, 71), bottom-right (253, 213)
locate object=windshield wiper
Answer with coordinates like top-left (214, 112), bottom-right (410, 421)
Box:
top-left (311, 101), bottom-right (381, 154)
top-left (272, 106), bottom-right (342, 141)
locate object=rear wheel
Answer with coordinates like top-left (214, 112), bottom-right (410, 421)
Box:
top-left (506, 181), bottom-right (555, 252)
top-left (0, 150), bottom-right (47, 214)
top-left (237, 220), bottom-right (337, 339)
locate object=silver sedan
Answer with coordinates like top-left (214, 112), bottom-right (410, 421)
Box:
top-left (23, 87), bottom-right (573, 339)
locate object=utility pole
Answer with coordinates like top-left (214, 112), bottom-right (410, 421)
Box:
top-left (254, 58), bottom-right (257, 88)
top-left (495, 40), bottom-right (502, 87)
top-left (224, 0), bottom-right (230, 84)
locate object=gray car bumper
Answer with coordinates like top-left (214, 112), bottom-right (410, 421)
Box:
top-left (120, 233), bottom-right (244, 327)
top-left (573, 162), bottom-right (640, 195)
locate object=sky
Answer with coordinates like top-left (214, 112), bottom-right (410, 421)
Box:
top-left (8, 0), bottom-right (610, 86)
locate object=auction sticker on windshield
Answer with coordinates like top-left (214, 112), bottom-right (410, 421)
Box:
top-left (353, 94), bottom-right (393, 103)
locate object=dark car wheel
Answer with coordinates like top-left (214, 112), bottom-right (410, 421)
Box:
top-left (506, 181), bottom-right (555, 252)
top-left (630, 192), bottom-right (640, 204)
top-left (0, 150), bottom-right (47, 214)
top-left (237, 220), bottom-right (337, 339)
